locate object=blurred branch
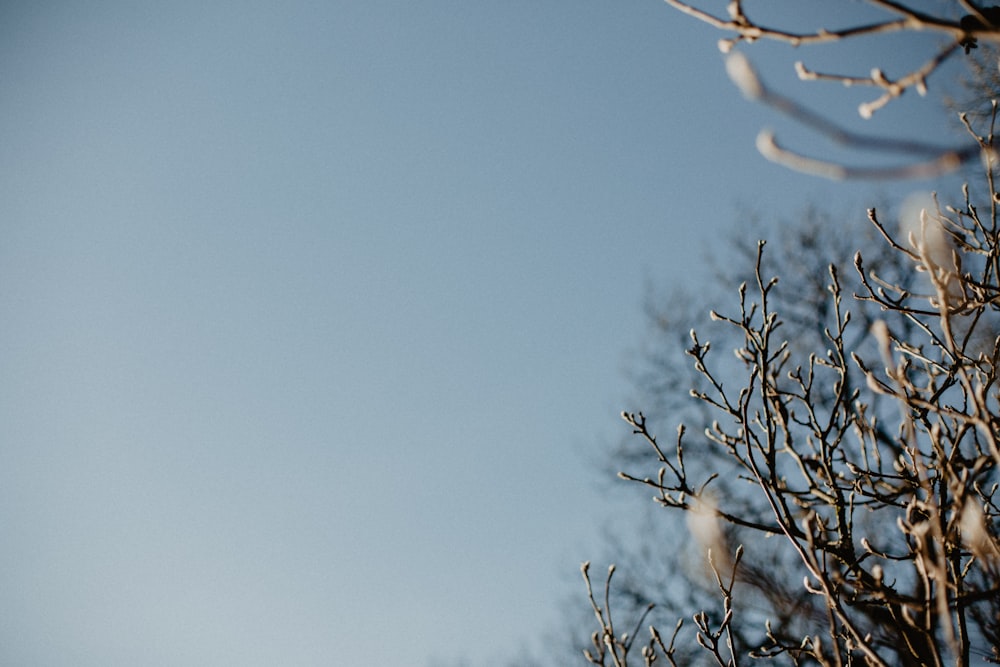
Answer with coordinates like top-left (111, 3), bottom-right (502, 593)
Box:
top-left (667, 0), bottom-right (1000, 178)
top-left (726, 52), bottom-right (983, 179)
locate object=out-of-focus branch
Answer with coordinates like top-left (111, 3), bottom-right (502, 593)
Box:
top-left (726, 52), bottom-right (983, 179)
top-left (666, 0), bottom-right (1000, 178)
top-left (755, 131), bottom-right (969, 180)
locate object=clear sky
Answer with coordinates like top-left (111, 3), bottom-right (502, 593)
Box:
top-left (0, 2), bottom-right (966, 665)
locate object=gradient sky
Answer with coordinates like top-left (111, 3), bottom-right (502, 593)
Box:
top-left (0, 2), bottom-right (968, 665)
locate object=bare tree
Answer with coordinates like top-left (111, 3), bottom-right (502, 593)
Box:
top-left (575, 206), bottom-right (911, 667)
top-left (582, 110), bottom-right (1000, 666)
top-left (573, 4), bottom-right (1000, 666)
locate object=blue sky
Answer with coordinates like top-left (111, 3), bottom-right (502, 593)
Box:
top-left (0, 2), bottom-right (966, 665)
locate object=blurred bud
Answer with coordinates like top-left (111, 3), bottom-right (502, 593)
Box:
top-left (726, 52), bottom-right (764, 100)
top-left (961, 500), bottom-right (998, 562)
top-left (871, 319), bottom-right (894, 375)
top-left (900, 192), bottom-right (959, 304)
top-left (688, 494), bottom-right (733, 577)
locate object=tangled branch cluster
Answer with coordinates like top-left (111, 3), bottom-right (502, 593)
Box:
top-left (585, 110), bottom-right (1000, 665)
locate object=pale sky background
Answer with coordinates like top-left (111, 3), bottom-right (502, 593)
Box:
top-left (0, 2), bottom-right (971, 666)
